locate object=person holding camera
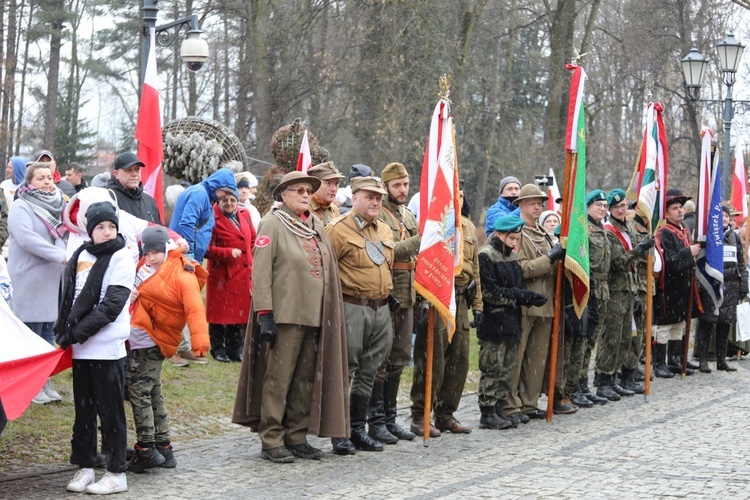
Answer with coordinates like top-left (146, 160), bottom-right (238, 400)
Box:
top-left (410, 183), bottom-right (482, 436)
top-left (366, 163), bottom-right (421, 444)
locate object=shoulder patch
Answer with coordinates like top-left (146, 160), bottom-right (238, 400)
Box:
top-left (256, 235), bottom-right (271, 248)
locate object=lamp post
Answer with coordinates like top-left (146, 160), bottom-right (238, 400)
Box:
top-left (681, 32), bottom-right (746, 199)
top-left (140, 0), bottom-right (209, 96)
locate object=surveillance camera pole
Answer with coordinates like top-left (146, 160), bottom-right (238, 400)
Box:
top-left (139, 0), bottom-right (205, 101)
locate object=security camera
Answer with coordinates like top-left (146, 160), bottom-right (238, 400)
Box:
top-left (180, 30), bottom-right (209, 72)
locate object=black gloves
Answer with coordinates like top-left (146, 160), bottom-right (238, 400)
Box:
top-left (470, 310), bottom-right (483, 329)
top-left (465, 279), bottom-right (478, 306)
top-left (258, 313), bottom-right (277, 349)
top-left (635, 237), bottom-right (655, 255)
top-left (633, 296), bottom-right (643, 317)
top-left (515, 289), bottom-right (548, 307)
top-left (388, 294), bottom-right (401, 314)
top-left (55, 331), bottom-right (71, 350)
top-left (547, 243), bottom-right (566, 262)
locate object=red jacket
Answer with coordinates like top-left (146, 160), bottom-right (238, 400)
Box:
top-left (205, 204), bottom-right (255, 324)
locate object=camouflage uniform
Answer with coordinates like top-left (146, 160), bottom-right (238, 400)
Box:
top-left (574, 216), bottom-right (611, 388)
top-left (128, 346), bottom-right (169, 444)
top-left (596, 216), bottom-right (639, 377)
top-left (625, 216), bottom-right (650, 372)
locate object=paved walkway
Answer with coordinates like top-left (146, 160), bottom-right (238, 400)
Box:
top-left (3, 362), bottom-right (750, 498)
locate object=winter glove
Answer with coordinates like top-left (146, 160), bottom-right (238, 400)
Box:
top-left (546, 243), bottom-right (566, 262)
top-left (516, 289), bottom-right (548, 307)
top-left (635, 237), bottom-right (655, 255)
top-left (470, 310), bottom-right (483, 329)
top-left (55, 331), bottom-right (71, 350)
top-left (259, 313), bottom-right (277, 349)
top-left (633, 296), bottom-right (644, 317)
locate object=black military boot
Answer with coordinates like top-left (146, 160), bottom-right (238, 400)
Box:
top-left (716, 328), bottom-right (738, 372)
top-left (350, 394), bottom-right (383, 452)
top-left (611, 372), bottom-right (635, 397)
top-left (495, 403), bottom-right (519, 427)
top-left (226, 328), bottom-right (244, 362)
top-left (653, 342), bottom-right (675, 378)
top-left (668, 340), bottom-right (696, 375)
top-left (697, 325), bottom-right (712, 373)
top-left (620, 368), bottom-right (644, 394)
top-left (479, 405), bottom-right (513, 430)
top-left (569, 386), bottom-right (594, 409)
top-left (595, 373), bottom-right (621, 401)
top-left (383, 375), bottom-right (415, 440)
top-left (331, 437), bottom-right (356, 455)
top-left (209, 327), bottom-right (229, 362)
top-left (367, 381), bottom-right (398, 444)
top-left (579, 377), bottom-right (608, 405)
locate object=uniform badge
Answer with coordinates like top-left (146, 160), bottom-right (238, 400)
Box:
top-left (256, 235), bottom-right (271, 248)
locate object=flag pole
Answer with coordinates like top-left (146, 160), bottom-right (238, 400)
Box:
top-left (423, 306), bottom-right (435, 446)
top-left (644, 253), bottom-right (653, 399)
top-left (546, 150), bottom-right (574, 422)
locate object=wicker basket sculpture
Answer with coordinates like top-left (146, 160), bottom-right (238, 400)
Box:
top-left (254, 118), bottom-right (330, 215)
top-left (162, 117), bottom-right (248, 184)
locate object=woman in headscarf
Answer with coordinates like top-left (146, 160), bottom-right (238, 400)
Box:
top-left (205, 185), bottom-right (256, 362)
top-left (8, 161), bottom-right (68, 403)
top-left (1, 156), bottom-right (29, 208)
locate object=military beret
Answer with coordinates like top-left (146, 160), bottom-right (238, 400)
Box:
top-left (381, 162), bottom-right (409, 183)
top-left (493, 214), bottom-right (525, 233)
top-left (586, 189), bottom-right (607, 206)
top-left (607, 188), bottom-right (627, 206)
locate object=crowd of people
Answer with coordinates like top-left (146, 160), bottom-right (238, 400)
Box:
top-left (1, 152), bottom-right (747, 494)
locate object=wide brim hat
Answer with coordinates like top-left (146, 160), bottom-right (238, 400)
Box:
top-left (513, 183), bottom-right (548, 205)
top-left (665, 188), bottom-right (692, 208)
top-left (272, 171), bottom-right (321, 202)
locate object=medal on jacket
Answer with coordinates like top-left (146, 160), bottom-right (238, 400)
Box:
top-left (366, 240), bottom-right (386, 265)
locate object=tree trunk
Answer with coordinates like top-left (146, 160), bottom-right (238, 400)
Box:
top-left (0, 0), bottom-right (19, 162)
top-left (247, 0), bottom-right (274, 160)
top-left (43, 0), bottom-right (65, 151)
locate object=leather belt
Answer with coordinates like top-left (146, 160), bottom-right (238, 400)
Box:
top-left (342, 294), bottom-right (388, 309)
top-left (392, 261), bottom-right (416, 271)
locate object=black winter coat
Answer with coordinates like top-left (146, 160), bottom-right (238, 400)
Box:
top-left (106, 177), bottom-right (163, 224)
top-left (699, 227), bottom-right (748, 324)
top-left (654, 222), bottom-right (695, 325)
top-left (477, 237), bottom-right (526, 341)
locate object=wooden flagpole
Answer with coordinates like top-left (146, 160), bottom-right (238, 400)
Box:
top-left (546, 150), bottom-right (574, 422)
top-left (644, 253), bottom-right (653, 398)
top-left (423, 306), bottom-right (435, 446)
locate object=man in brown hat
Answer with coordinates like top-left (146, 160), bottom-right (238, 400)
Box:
top-left (327, 176), bottom-right (395, 454)
top-left (366, 162), bottom-right (420, 444)
top-left (308, 162), bottom-right (345, 225)
top-left (502, 184), bottom-right (565, 424)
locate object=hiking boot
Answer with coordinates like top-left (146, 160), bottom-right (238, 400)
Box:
top-left (479, 405), bottom-right (513, 430)
top-left (261, 446), bottom-right (295, 463)
top-left (552, 397), bottom-right (578, 414)
top-left (128, 443), bottom-right (165, 473)
top-left (506, 411), bottom-right (529, 426)
top-left (85, 472), bottom-right (128, 495)
top-left (67, 468), bottom-right (95, 493)
top-left (286, 442), bottom-right (323, 459)
top-left (156, 442), bottom-right (177, 468)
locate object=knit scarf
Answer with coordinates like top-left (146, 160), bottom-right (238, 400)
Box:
top-left (53, 235), bottom-right (126, 343)
top-left (16, 184), bottom-right (67, 239)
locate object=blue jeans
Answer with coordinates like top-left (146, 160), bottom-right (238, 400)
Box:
top-left (25, 321), bottom-right (55, 346)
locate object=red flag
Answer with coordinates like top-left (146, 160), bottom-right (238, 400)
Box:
top-left (0, 297), bottom-right (71, 420)
top-left (136, 27), bottom-right (164, 221)
top-left (732, 138), bottom-right (747, 217)
top-left (415, 98), bottom-right (461, 340)
top-left (296, 130), bottom-right (312, 173)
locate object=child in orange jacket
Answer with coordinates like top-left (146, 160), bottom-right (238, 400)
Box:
top-left (126, 226), bottom-right (208, 472)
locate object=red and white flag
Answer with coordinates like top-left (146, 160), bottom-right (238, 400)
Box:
top-left (0, 297), bottom-right (71, 420)
top-left (296, 130), bottom-right (312, 173)
top-left (136, 27), bottom-right (164, 221)
top-left (732, 137), bottom-right (747, 218)
top-left (547, 167), bottom-right (561, 212)
top-left (415, 98), bottom-right (461, 340)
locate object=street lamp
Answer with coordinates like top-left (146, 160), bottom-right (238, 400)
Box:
top-left (681, 33), bottom-right (747, 199)
top-left (140, 0), bottom-right (209, 91)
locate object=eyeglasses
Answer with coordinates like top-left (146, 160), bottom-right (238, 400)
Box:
top-left (592, 202), bottom-right (608, 208)
top-left (219, 197), bottom-right (237, 204)
top-left (611, 203), bottom-right (629, 211)
top-left (287, 186), bottom-right (314, 196)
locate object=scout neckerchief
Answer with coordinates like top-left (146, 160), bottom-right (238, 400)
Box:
top-left (382, 202), bottom-right (408, 241)
top-left (342, 214), bottom-right (390, 266)
top-left (603, 217), bottom-right (632, 251)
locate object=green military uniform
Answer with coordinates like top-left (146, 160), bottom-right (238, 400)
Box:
top-left (411, 216), bottom-right (482, 429)
top-left (625, 215), bottom-right (651, 373)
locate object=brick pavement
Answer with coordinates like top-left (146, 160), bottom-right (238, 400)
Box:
top-left (3, 362), bottom-right (750, 499)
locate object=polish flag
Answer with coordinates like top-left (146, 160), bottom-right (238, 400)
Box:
top-left (296, 130), bottom-right (312, 173)
top-left (732, 138), bottom-right (747, 218)
top-left (0, 297), bottom-right (71, 421)
top-left (136, 27), bottom-right (165, 221)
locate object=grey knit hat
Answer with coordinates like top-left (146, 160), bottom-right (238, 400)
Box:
top-left (499, 176), bottom-right (521, 195)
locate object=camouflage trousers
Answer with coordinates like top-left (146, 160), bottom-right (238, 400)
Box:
top-left (477, 338), bottom-right (519, 408)
top-left (579, 299), bottom-right (608, 382)
top-left (128, 346), bottom-right (169, 444)
top-left (564, 334), bottom-right (588, 396)
top-left (622, 290), bottom-right (646, 371)
top-left (595, 291), bottom-right (634, 376)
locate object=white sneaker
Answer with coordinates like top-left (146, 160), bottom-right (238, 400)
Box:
top-left (43, 379), bottom-right (62, 402)
top-left (31, 388), bottom-right (51, 404)
top-left (67, 468), bottom-right (95, 492)
top-left (85, 472), bottom-right (128, 495)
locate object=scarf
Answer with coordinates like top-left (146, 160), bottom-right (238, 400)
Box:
top-left (312, 193), bottom-right (331, 210)
top-left (16, 184), bottom-right (67, 239)
top-left (53, 235), bottom-right (126, 344)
